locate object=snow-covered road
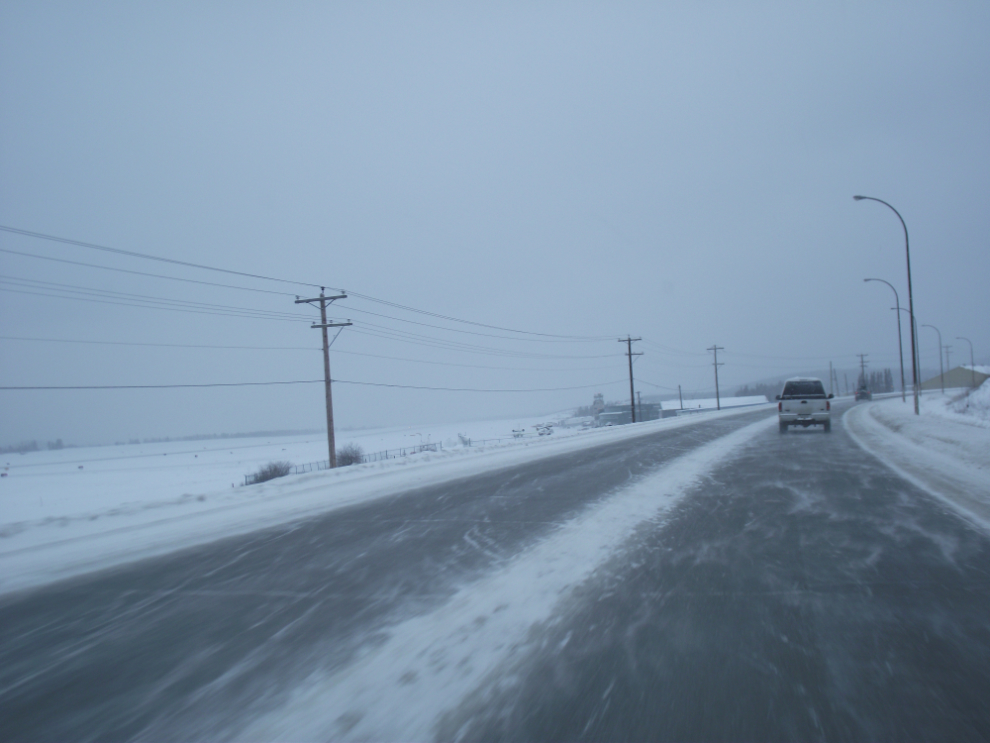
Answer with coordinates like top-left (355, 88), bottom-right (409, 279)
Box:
top-left (0, 404), bottom-right (767, 595)
top-left (3, 393), bottom-right (990, 741)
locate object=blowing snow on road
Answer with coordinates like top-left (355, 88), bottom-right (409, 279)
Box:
top-left (3, 399), bottom-right (990, 740)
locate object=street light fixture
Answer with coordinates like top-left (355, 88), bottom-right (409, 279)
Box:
top-left (854, 196), bottom-right (919, 414)
top-left (921, 324), bottom-right (944, 394)
top-left (956, 337), bottom-right (976, 388)
top-left (864, 278), bottom-right (906, 402)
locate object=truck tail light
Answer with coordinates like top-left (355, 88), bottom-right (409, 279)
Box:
top-left (778, 402), bottom-right (782, 412)
top-left (826, 401), bottom-right (831, 411)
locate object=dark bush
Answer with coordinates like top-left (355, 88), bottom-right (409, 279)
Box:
top-left (248, 460), bottom-right (293, 484)
top-left (336, 443), bottom-right (364, 467)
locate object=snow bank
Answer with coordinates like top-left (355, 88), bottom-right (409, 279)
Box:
top-left (844, 395), bottom-right (990, 531)
top-left (945, 380), bottom-right (990, 426)
top-left (0, 404), bottom-right (772, 596)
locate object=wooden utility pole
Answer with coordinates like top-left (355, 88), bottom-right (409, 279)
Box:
top-left (857, 353), bottom-right (868, 389)
top-left (295, 289), bottom-right (350, 468)
top-left (707, 345), bottom-right (724, 410)
top-left (678, 384), bottom-right (683, 410)
top-left (619, 337), bottom-right (643, 422)
top-left (829, 361), bottom-right (834, 397)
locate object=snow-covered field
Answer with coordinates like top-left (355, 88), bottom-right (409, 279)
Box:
top-left (845, 382), bottom-right (990, 531)
top-left (1, 411), bottom-right (580, 527)
top-left (0, 404), bottom-right (770, 595)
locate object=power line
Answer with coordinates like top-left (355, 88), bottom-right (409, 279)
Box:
top-left (335, 379), bottom-right (626, 393)
top-left (1, 224), bottom-right (612, 340)
top-left (2, 273), bottom-right (614, 359)
top-left (640, 339), bottom-right (707, 357)
top-left (0, 247), bottom-right (298, 297)
top-left (0, 335), bottom-right (621, 371)
top-left (2, 274), bottom-right (612, 358)
top-left (637, 378), bottom-right (680, 391)
top-left (331, 349), bottom-right (622, 372)
top-left (0, 286), bottom-right (313, 323)
top-left (349, 326), bottom-right (621, 360)
top-left (336, 302), bottom-right (613, 343)
top-left (340, 289), bottom-right (615, 341)
top-left (0, 336), bottom-right (319, 351)
top-left (0, 381), bottom-right (324, 390)
top-left (0, 224), bottom-right (319, 288)
top-left (0, 378), bottom-right (627, 393)
top-left (0, 274), bottom-right (313, 320)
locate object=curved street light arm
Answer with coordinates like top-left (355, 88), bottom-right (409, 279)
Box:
top-left (864, 278), bottom-right (905, 401)
top-left (956, 336), bottom-right (976, 387)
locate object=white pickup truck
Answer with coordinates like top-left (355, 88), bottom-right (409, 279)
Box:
top-left (776, 377), bottom-right (834, 433)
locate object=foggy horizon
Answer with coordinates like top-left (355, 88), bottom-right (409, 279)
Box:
top-left (3, 2), bottom-right (988, 447)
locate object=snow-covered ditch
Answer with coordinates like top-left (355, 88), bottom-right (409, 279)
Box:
top-left (0, 405), bottom-right (771, 596)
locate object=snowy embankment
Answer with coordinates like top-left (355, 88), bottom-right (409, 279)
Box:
top-left (845, 383), bottom-right (990, 531)
top-left (0, 404), bottom-right (771, 596)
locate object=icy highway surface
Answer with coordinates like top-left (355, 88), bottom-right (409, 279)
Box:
top-left (3, 401), bottom-right (990, 741)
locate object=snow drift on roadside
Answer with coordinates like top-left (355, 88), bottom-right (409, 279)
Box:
top-left (946, 380), bottom-right (990, 426)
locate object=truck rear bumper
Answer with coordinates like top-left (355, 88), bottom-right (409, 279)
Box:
top-left (779, 414), bottom-right (829, 426)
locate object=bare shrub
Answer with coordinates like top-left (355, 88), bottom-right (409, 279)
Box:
top-left (248, 460), bottom-right (292, 484)
top-left (336, 443), bottom-right (364, 467)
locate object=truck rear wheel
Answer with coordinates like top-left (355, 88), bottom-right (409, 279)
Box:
top-left (824, 420), bottom-right (831, 433)
top-left (779, 421), bottom-right (788, 434)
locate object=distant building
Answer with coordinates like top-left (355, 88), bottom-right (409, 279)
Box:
top-left (921, 366), bottom-right (989, 391)
top-left (598, 402), bottom-right (661, 426)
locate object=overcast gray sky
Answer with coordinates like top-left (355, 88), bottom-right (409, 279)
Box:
top-left (2, 1), bottom-right (988, 446)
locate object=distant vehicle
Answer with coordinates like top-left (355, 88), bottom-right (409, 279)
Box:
top-left (776, 377), bottom-right (833, 433)
top-left (855, 387), bottom-right (873, 401)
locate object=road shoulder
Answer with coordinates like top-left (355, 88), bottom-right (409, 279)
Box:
top-left (844, 399), bottom-right (990, 531)
top-left (0, 405), bottom-right (772, 597)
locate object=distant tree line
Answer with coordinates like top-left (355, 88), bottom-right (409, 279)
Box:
top-left (1, 439), bottom-right (66, 454)
top-left (858, 369), bottom-right (895, 393)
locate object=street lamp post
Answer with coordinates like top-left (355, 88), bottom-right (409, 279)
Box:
top-left (854, 196), bottom-right (919, 414)
top-left (956, 337), bottom-right (976, 388)
top-left (893, 308), bottom-right (922, 397)
top-left (864, 278), bottom-right (906, 402)
top-left (921, 324), bottom-right (944, 394)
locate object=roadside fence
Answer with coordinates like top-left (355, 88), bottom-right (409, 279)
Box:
top-left (243, 442), bottom-right (443, 485)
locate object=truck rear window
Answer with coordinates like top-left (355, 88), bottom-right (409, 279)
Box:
top-left (781, 381), bottom-right (826, 398)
